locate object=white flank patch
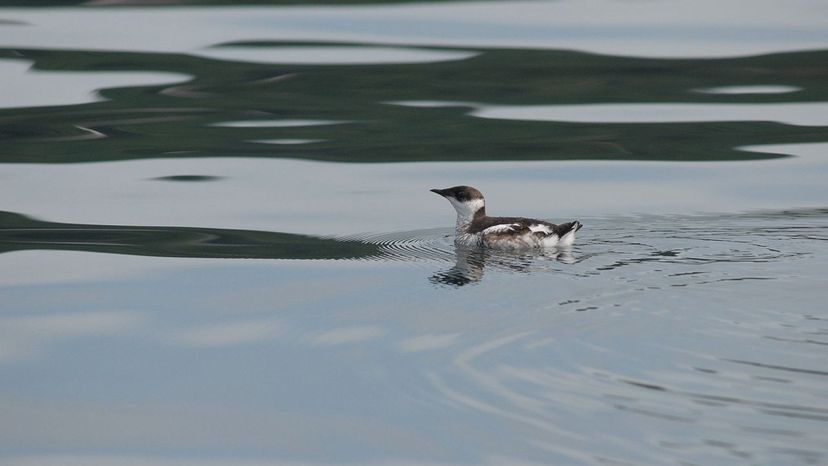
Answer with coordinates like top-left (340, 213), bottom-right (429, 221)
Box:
top-left (482, 223), bottom-right (518, 234)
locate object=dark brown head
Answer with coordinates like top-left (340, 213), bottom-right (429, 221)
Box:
top-left (430, 186), bottom-right (483, 202)
top-left (430, 186), bottom-right (486, 219)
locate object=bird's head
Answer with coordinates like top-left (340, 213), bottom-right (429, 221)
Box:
top-left (430, 186), bottom-right (485, 220)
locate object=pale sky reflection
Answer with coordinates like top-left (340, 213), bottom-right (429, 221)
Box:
top-left (310, 326), bottom-right (386, 346)
top-left (0, 58), bottom-right (190, 109)
top-left (167, 317), bottom-right (283, 348)
top-left (390, 100), bottom-right (828, 126)
top-left (0, 311), bottom-right (145, 363)
top-left (399, 334), bottom-right (461, 352)
top-left (1, 1), bottom-right (828, 59)
top-left (198, 46), bottom-right (478, 65)
top-left (0, 455), bottom-right (544, 466)
top-left (1, 144), bottom-right (826, 238)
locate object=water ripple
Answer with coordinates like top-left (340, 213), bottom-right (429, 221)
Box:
top-left (3, 208), bottom-right (826, 287)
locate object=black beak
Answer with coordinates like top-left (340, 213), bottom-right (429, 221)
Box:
top-left (430, 188), bottom-right (448, 197)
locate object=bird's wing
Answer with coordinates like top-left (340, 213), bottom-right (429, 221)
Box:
top-left (481, 223), bottom-right (521, 234)
top-left (527, 223), bottom-right (553, 235)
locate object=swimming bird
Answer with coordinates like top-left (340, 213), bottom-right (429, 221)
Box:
top-left (431, 186), bottom-right (582, 249)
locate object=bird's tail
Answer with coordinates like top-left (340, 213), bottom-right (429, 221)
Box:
top-left (554, 221), bottom-right (582, 237)
top-left (553, 221), bottom-right (582, 248)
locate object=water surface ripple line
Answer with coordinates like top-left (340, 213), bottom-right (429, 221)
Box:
top-left (2, 208), bottom-right (826, 266)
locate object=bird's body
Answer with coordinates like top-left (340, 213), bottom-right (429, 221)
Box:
top-left (431, 186), bottom-right (582, 249)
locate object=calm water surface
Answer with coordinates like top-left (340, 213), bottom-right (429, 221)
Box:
top-left (1, 1), bottom-right (828, 465)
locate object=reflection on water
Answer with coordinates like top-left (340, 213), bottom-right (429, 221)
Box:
top-left (199, 44), bottom-right (479, 64)
top-left (3, 207), bottom-right (825, 284)
top-left (0, 57), bottom-right (190, 109)
top-left (694, 85), bottom-right (803, 95)
top-left (0, 211), bottom-right (379, 260)
top-left (150, 174), bottom-right (223, 182)
top-left (2, 44), bottom-right (828, 163)
top-left (394, 100), bottom-right (828, 126)
top-left (3, 207), bottom-right (825, 277)
top-left (3, 0), bottom-right (828, 58)
top-left (211, 119), bottom-right (347, 128)
top-left (2, 208), bottom-right (827, 465)
top-left (2, 0), bottom-right (828, 465)
top-left (429, 244), bottom-right (576, 287)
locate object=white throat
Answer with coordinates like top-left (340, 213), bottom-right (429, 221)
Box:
top-left (448, 198), bottom-right (484, 230)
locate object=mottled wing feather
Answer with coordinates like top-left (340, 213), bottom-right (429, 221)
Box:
top-left (528, 223), bottom-right (553, 234)
top-left (469, 216), bottom-right (554, 235)
top-left (481, 223), bottom-right (520, 234)
top-left (470, 216), bottom-right (582, 246)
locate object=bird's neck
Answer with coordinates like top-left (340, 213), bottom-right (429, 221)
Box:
top-left (455, 205), bottom-right (486, 232)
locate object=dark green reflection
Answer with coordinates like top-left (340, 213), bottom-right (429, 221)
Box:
top-left (0, 211), bottom-right (379, 259)
top-left (1, 44), bottom-right (827, 163)
top-left (150, 175), bottom-right (224, 182)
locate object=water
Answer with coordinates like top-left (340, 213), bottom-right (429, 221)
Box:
top-left (2, 1), bottom-right (828, 465)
